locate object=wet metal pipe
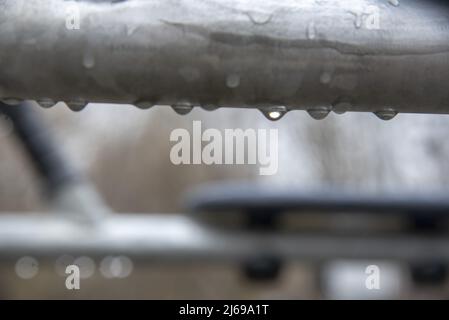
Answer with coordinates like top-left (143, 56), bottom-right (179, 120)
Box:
top-left (1, 0), bottom-right (449, 118)
top-left (0, 213), bottom-right (449, 262)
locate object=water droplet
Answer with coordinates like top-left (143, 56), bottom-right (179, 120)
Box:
top-left (226, 74), bottom-right (240, 89)
top-left (172, 103), bottom-right (193, 115)
top-left (134, 100), bottom-right (154, 110)
top-left (73, 256), bottom-right (96, 279)
top-left (125, 24), bottom-right (139, 36)
top-left (260, 106), bottom-right (287, 121)
top-left (354, 15), bottom-right (363, 29)
top-left (66, 100), bottom-right (88, 112)
top-left (247, 11), bottom-right (273, 25)
top-left (202, 104), bottom-right (220, 112)
top-left (15, 256), bottom-right (39, 279)
top-left (37, 98), bottom-right (56, 108)
top-left (307, 107), bottom-right (331, 120)
top-left (179, 66), bottom-right (200, 83)
top-left (100, 256), bottom-right (133, 279)
top-left (55, 255), bottom-right (75, 276)
top-left (332, 101), bottom-right (352, 114)
top-left (348, 11), bottom-right (363, 29)
top-left (388, 0), bottom-right (399, 7)
top-left (1, 98), bottom-right (22, 106)
top-left (83, 50), bottom-right (95, 69)
top-left (24, 38), bottom-right (37, 46)
top-left (320, 72), bottom-right (332, 84)
top-left (374, 108), bottom-right (398, 121)
top-left (307, 21), bottom-right (316, 40)
top-left (268, 111), bottom-right (282, 119)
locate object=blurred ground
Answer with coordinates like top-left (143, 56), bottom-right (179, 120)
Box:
top-left (0, 262), bottom-right (318, 299)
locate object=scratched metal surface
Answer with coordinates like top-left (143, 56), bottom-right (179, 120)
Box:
top-left (0, 0), bottom-right (449, 119)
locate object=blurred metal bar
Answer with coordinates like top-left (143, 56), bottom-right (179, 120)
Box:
top-left (186, 183), bottom-right (449, 217)
top-left (0, 102), bottom-right (80, 195)
top-left (0, 214), bottom-right (448, 262)
top-left (0, 101), bottom-right (110, 221)
top-left (1, 0), bottom-right (449, 116)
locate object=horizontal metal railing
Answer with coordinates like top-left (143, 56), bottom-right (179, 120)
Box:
top-left (1, 0), bottom-right (449, 118)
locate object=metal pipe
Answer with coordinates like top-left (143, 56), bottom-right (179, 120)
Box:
top-left (1, 0), bottom-right (449, 118)
top-left (0, 213), bottom-right (448, 262)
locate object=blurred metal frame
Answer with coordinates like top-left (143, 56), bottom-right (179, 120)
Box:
top-left (0, 213), bottom-right (449, 262)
